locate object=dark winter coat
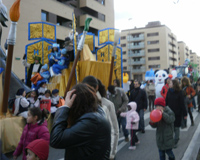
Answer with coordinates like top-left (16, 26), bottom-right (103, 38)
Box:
top-left (50, 106), bottom-right (111, 160)
top-left (149, 106), bottom-right (175, 150)
top-left (129, 87), bottom-right (147, 112)
top-left (166, 89), bottom-right (187, 127)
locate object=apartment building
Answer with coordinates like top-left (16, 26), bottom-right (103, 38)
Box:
top-left (121, 21), bottom-right (178, 80)
top-left (2, 0), bottom-right (114, 79)
top-left (178, 41), bottom-right (190, 65)
top-left (190, 52), bottom-right (200, 73)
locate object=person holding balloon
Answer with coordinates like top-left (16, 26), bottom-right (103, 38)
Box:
top-left (149, 97), bottom-right (175, 160)
top-left (166, 79), bottom-right (187, 148)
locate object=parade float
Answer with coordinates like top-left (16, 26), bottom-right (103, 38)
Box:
top-left (0, 0), bottom-right (124, 153)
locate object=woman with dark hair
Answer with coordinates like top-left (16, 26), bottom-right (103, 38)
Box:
top-left (166, 79), bottom-right (187, 148)
top-left (161, 78), bottom-right (170, 99)
top-left (50, 84), bottom-right (111, 160)
top-left (97, 79), bottom-right (119, 160)
top-left (181, 76), bottom-right (196, 126)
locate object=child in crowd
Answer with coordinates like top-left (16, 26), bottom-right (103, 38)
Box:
top-left (38, 82), bottom-right (47, 99)
top-left (120, 102), bottom-right (140, 150)
top-left (27, 90), bottom-right (40, 108)
top-left (14, 88), bottom-right (30, 118)
top-left (149, 97), bottom-right (175, 160)
top-left (41, 90), bottom-right (57, 115)
top-left (31, 64), bottom-right (50, 90)
top-left (26, 139), bottom-right (49, 160)
top-left (13, 107), bottom-right (50, 160)
top-left (52, 89), bottom-right (60, 106)
top-left (50, 48), bottom-right (69, 76)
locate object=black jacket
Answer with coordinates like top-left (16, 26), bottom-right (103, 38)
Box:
top-left (166, 89), bottom-right (187, 127)
top-left (50, 107), bottom-right (111, 160)
top-left (129, 87), bottom-right (147, 112)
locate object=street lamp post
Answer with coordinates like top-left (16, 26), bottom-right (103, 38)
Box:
top-left (128, 18), bottom-right (133, 79)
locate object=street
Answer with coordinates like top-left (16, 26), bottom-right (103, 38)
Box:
top-left (6, 108), bottom-right (200, 160)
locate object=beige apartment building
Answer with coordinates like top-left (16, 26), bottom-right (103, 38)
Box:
top-left (121, 21), bottom-right (178, 80)
top-left (190, 52), bottom-right (200, 73)
top-left (2, 0), bottom-right (114, 79)
top-left (178, 41), bottom-right (190, 65)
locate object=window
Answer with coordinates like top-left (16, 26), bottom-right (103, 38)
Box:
top-left (96, 0), bottom-right (105, 5)
top-left (123, 51), bottom-right (126, 55)
top-left (148, 48), bottom-right (160, 53)
top-left (147, 32), bottom-right (159, 37)
top-left (123, 59), bottom-right (127, 62)
top-left (148, 56), bottom-right (160, 60)
top-left (169, 57), bottom-right (177, 61)
top-left (41, 10), bottom-right (49, 21)
top-left (121, 44), bottom-right (126, 47)
top-left (191, 56), bottom-right (193, 58)
top-left (121, 36), bottom-right (126, 40)
top-left (148, 65), bottom-right (160, 69)
top-left (147, 40), bottom-right (159, 45)
top-left (123, 67), bottom-right (127, 70)
top-left (57, 15), bottom-right (72, 28)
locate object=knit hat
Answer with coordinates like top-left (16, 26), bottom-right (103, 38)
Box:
top-left (52, 43), bottom-right (57, 48)
top-left (26, 139), bottom-right (49, 160)
top-left (61, 48), bottom-right (67, 55)
top-left (41, 64), bottom-right (48, 70)
top-left (52, 89), bottom-right (59, 95)
top-left (154, 97), bottom-right (166, 107)
top-left (16, 88), bottom-right (25, 96)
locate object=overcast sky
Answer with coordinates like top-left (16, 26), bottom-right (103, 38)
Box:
top-left (114, 0), bottom-right (200, 55)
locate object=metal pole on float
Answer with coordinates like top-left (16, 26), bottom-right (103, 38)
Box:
top-left (64, 17), bottom-right (92, 97)
top-left (108, 30), bottom-right (120, 86)
top-left (1, 0), bottom-right (21, 114)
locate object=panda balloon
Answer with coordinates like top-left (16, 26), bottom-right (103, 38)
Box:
top-left (154, 69), bottom-right (169, 98)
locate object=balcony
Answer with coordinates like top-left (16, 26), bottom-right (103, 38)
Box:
top-left (79, 14), bottom-right (105, 30)
top-left (128, 50), bottom-right (145, 57)
top-left (79, 0), bottom-right (105, 13)
top-left (127, 35), bottom-right (144, 42)
top-left (132, 68), bottom-right (146, 73)
top-left (128, 43), bottom-right (145, 49)
top-left (128, 59), bottom-right (145, 65)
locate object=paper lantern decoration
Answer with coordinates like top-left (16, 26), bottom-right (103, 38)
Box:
top-left (150, 109), bottom-right (162, 122)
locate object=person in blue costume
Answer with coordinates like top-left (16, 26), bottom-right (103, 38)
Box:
top-left (33, 64), bottom-right (50, 90)
top-left (48, 43), bottom-right (61, 67)
top-left (52, 48), bottom-right (69, 75)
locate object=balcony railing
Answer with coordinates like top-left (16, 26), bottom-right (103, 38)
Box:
top-left (128, 59), bottom-right (145, 65)
top-left (132, 68), bottom-right (146, 73)
top-left (128, 43), bottom-right (145, 49)
top-left (127, 35), bottom-right (144, 42)
top-left (128, 50), bottom-right (145, 57)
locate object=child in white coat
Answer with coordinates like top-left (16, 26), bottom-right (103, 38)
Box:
top-left (120, 102), bottom-right (140, 150)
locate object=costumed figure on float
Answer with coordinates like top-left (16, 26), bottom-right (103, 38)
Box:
top-left (22, 55), bottom-right (42, 88)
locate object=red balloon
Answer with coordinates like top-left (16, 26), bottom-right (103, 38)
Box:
top-left (150, 109), bottom-right (162, 122)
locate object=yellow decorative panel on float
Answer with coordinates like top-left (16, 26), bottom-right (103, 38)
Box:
top-left (28, 22), bottom-right (56, 42)
top-left (96, 43), bottom-right (123, 86)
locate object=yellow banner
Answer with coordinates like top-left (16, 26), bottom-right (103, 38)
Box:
top-left (96, 43), bottom-right (122, 86)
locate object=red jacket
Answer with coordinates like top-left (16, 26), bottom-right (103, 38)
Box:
top-left (161, 84), bottom-right (169, 99)
top-left (13, 120), bottom-right (50, 160)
